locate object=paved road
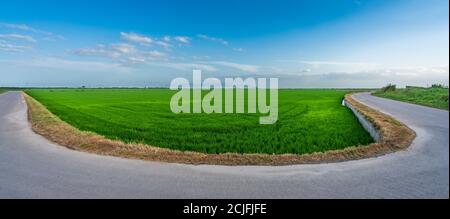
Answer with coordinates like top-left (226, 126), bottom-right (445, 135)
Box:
top-left (0, 91), bottom-right (448, 198)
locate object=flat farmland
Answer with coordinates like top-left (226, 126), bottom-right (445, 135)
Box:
top-left (25, 89), bottom-right (373, 154)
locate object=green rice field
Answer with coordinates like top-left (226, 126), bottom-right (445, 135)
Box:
top-left (26, 89), bottom-right (373, 154)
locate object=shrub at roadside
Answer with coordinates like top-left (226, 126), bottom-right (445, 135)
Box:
top-left (380, 84), bottom-right (397, 93)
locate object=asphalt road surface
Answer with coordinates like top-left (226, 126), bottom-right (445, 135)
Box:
top-left (0, 91), bottom-right (448, 198)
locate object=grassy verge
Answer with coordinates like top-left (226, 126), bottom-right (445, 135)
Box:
top-left (24, 91), bottom-right (415, 165)
top-left (0, 89), bottom-right (6, 94)
top-left (373, 87), bottom-right (449, 110)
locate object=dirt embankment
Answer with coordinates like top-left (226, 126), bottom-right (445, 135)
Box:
top-left (24, 92), bottom-right (415, 165)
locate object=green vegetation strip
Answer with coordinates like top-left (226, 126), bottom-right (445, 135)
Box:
top-left (373, 87), bottom-right (449, 110)
top-left (26, 89), bottom-right (373, 155)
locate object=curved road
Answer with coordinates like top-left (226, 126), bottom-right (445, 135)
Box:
top-left (0, 91), bottom-right (448, 198)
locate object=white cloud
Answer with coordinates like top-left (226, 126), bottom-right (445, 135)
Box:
top-left (85, 43), bottom-right (216, 70)
top-left (126, 50), bottom-right (168, 63)
top-left (74, 43), bottom-right (168, 64)
top-left (197, 34), bottom-right (229, 45)
top-left (149, 62), bottom-right (217, 72)
top-left (192, 55), bottom-right (210, 60)
top-left (233, 47), bottom-right (245, 52)
top-left (0, 41), bottom-right (30, 52)
top-left (3, 57), bottom-right (130, 73)
top-left (377, 66), bottom-right (449, 77)
top-left (127, 56), bottom-right (146, 64)
top-left (206, 61), bottom-right (259, 73)
top-left (111, 43), bottom-right (136, 54)
top-left (120, 32), bottom-right (175, 49)
top-left (1, 22), bottom-right (64, 41)
top-left (141, 50), bottom-right (167, 59)
top-left (299, 60), bottom-right (377, 67)
top-left (174, 36), bottom-right (190, 44)
top-left (1, 23), bottom-right (38, 32)
top-left (74, 46), bottom-right (121, 58)
top-left (120, 32), bottom-right (153, 44)
top-left (154, 40), bottom-right (172, 49)
top-left (0, 34), bottom-right (36, 43)
top-left (278, 59), bottom-right (380, 74)
top-left (42, 34), bottom-right (65, 41)
top-left (270, 65), bottom-right (449, 88)
top-left (300, 68), bottom-right (312, 73)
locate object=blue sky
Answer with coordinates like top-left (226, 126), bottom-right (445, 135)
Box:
top-left (0, 0), bottom-right (448, 88)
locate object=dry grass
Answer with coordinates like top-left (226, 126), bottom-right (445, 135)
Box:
top-left (344, 95), bottom-right (416, 151)
top-left (24, 92), bottom-right (415, 165)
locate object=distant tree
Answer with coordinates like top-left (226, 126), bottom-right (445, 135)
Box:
top-left (431, 84), bottom-right (447, 89)
top-left (381, 84), bottom-right (396, 93)
top-left (406, 85), bottom-right (425, 89)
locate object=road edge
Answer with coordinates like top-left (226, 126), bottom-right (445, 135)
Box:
top-left (23, 91), bottom-right (415, 166)
top-left (345, 94), bottom-right (416, 152)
